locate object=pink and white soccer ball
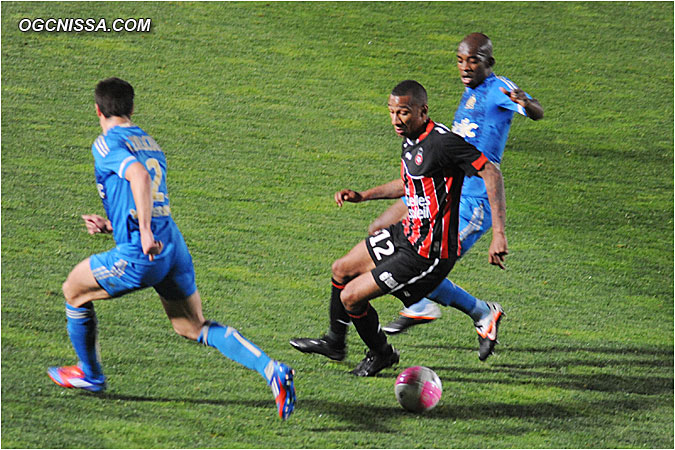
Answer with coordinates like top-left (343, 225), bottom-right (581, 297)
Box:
top-left (394, 366), bottom-right (443, 413)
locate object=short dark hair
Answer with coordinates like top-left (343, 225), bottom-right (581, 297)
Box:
top-left (391, 80), bottom-right (427, 107)
top-left (95, 77), bottom-right (134, 118)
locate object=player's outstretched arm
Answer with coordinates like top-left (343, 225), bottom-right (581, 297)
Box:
top-left (368, 199), bottom-right (407, 235)
top-left (499, 87), bottom-right (544, 120)
top-left (126, 162), bottom-right (163, 261)
top-left (477, 161), bottom-right (508, 269)
top-left (81, 214), bottom-right (112, 235)
top-left (335, 179), bottom-right (405, 207)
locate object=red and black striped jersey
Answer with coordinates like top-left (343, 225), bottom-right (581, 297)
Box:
top-left (400, 120), bottom-right (488, 259)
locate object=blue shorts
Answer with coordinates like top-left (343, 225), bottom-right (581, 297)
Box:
top-left (90, 227), bottom-right (197, 301)
top-left (457, 196), bottom-right (492, 257)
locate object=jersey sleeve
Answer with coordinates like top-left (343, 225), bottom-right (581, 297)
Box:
top-left (494, 76), bottom-right (531, 117)
top-left (440, 132), bottom-right (489, 177)
top-left (92, 134), bottom-right (139, 179)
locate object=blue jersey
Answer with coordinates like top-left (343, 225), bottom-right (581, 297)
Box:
top-left (451, 73), bottom-right (531, 198)
top-left (92, 124), bottom-right (174, 263)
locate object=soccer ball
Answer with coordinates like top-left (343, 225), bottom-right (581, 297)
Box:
top-left (394, 366), bottom-right (442, 413)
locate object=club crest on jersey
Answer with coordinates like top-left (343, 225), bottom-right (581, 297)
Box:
top-left (415, 148), bottom-right (423, 165)
top-left (465, 94), bottom-right (477, 110)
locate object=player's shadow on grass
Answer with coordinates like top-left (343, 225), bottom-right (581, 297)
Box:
top-left (93, 389), bottom-right (662, 431)
top-left (406, 342), bottom-right (673, 357)
top-left (426, 394), bottom-right (666, 425)
top-left (299, 399), bottom-right (403, 433)
top-left (91, 393), bottom-right (401, 433)
top-left (404, 343), bottom-right (673, 396)
top-left (299, 388), bottom-right (670, 430)
top-left (295, 398), bottom-right (567, 432)
top-left (81, 344), bottom-right (671, 432)
top-left (96, 392), bottom-right (243, 406)
top-left (431, 363), bottom-right (672, 396)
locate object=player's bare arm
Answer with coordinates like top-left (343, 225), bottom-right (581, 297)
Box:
top-left (476, 161), bottom-right (508, 269)
top-left (367, 199), bottom-right (407, 234)
top-left (499, 87), bottom-right (544, 120)
top-left (125, 162), bottom-right (163, 261)
top-left (81, 214), bottom-right (112, 235)
top-left (335, 179), bottom-right (405, 207)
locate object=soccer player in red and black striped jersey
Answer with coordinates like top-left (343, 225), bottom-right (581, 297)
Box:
top-left (381, 33), bottom-right (543, 361)
top-left (290, 80), bottom-right (508, 377)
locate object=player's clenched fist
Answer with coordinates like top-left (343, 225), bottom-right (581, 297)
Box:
top-left (334, 189), bottom-right (363, 207)
top-left (488, 234), bottom-right (508, 270)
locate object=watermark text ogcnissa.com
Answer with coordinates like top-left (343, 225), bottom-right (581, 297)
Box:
top-left (18, 17), bottom-right (152, 33)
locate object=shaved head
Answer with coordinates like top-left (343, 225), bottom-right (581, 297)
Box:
top-left (458, 33), bottom-right (494, 67)
top-left (456, 33), bottom-right (495, 88)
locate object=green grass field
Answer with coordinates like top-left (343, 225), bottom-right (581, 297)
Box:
top-left (2, 2), bottom-right (673, 448)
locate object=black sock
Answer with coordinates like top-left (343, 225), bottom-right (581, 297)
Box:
top-left (327, 278), bottom-right (349, 347)
top-left (347, 303), bottom-right (389, 354)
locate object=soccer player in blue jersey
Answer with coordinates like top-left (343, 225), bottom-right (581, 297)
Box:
top-left (380, 33), bottom-right (544, 361)
top-left (47, 77), bottom-right (296, 420)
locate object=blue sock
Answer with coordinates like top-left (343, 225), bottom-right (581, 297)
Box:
top-left (198, 321), bottom-right (273, 383)
top-left (65, 303), bottom-right (104, 381)
top-left (427, 279), bottom-right (490, 322)
top-left (406, 297), bottom-right (435, 315)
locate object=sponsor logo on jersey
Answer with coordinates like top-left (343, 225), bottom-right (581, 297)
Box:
top-left (405, 151), bottom-right (413, 160)
top-left (408, 195), bottom-right (432, 220)
top-left (452, 118), bottom-right (479, 139)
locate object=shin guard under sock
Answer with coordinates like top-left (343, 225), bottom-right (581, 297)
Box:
top-left (428, 278), bottom-right (490, 321)
top-left (328, 278), bottom-right (350, 346)
top-left (65, 303), bottom-right (104, 381)
top-left (347, 303), bottom-right (389, 354)
top-left (198, 321), bottom-right (273, 383)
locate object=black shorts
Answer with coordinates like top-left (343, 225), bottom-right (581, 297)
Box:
top-left (366, 222), bottom-right (457, 307)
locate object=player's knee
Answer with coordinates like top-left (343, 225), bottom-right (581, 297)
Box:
top-left (62, 279), bottom-right (80, 306)
top-left (61, 280), bottom-right (72, 301)
top-left (62, 273), bottom-right (94, 307)
top-left (340, 285), bottom-right (364, 312)
top-left (331, 257), bottom-right (354, 282)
